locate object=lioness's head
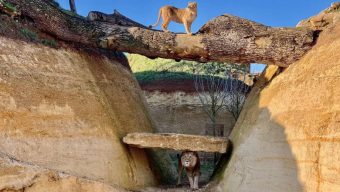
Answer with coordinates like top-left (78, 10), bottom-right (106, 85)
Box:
top-left (181, 151), bottom-right (198, 168)
top-left (188, 2), bottom-right (197, 10)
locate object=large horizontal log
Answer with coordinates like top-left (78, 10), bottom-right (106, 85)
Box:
top-left (7, 0), bottom-right (316, 66)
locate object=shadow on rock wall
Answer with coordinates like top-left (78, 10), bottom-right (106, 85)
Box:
top-left (215, 108), bottom-right (304, 191)
top-left (211, 66), bottom-right (305, 192)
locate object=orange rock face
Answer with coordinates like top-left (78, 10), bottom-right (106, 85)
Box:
top-left (215, 22), bottom-right (340, 192)
top-left (0, 37), bottom-right (158, 190)
top-left (297, 2), bottom-right (340, 30)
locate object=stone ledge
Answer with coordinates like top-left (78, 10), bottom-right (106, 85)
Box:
top-left (123, 133), bottom-right (230, 153)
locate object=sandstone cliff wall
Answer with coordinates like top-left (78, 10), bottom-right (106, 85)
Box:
top-left (144, 91), bottom-right (236, 136)
top-left (0, 37), bottom-right (158, 190)
top-left (215, 23), bottom-right (340, 192)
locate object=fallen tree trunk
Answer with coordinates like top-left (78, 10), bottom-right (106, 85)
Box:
top-left (8, 0), bottom-right (316, 66)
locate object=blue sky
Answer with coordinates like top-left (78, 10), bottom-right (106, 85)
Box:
top-left (56, 0), bottom-right (333, 73)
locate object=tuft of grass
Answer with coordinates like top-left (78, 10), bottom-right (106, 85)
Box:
top-left (20, 28), bottom-right (38, 41)
top-left (1, 1), bottom-right (17, 12)
top-left (41, 39), bottom-right (57, 47)
top-left (61, 9), bottom-right (78, 17)
top-left (61, 9), bottom-right (85, 19)
top-left (50, 0), bottom-right (60, 8)
top-left (20, 28), bottom-right (58, 47)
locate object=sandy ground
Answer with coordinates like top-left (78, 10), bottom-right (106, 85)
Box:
top-left (139, 183), bottom-right (215, 192)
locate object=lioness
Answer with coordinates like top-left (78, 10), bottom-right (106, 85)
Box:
top-left (177, 151), bottom-right (201, 189)
top-left (149, 2), bottom-right (197, 35)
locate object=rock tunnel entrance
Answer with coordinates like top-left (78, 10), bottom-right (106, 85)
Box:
top-left (123, 133), bottom-right (231, 190)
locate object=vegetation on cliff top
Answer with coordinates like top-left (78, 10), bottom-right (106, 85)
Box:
top-left (128, 54), bottom-right (249, 84)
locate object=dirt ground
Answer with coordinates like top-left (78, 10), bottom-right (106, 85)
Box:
top-left (139, 183), bottom-right (217, 192)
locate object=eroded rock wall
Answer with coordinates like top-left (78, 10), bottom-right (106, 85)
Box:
top-left (0, 37), bottom-right (158, 190)
top-left (214, 23), bottom-right (340, 191)
top-left (144, 91), bottom-right (235, 136)
top-left (0, 154), bottom-right (128, 192)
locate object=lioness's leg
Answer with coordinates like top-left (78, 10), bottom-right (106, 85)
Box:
top-left (162, 18), bottom-right (170, 32)
top-left (188, 22), bottom-right (192, 34)
top-left (183, 21), bottom-right (192, 35)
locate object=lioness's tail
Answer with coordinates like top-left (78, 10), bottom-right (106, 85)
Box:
top-left (149, 9), bottom-right (162, 28)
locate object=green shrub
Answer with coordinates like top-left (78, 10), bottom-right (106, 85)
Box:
top-left (134, 71), bottom-right (194, 84)
top-left (128, 54), bottom-right (249, 84)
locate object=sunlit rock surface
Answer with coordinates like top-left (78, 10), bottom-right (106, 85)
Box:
top-left (297, 2), bottom-right (340, 30)
top-left (0, 154), bottom-right (129, 192)
top-left (0, 37), bottom-right (159, 190)
top-left (215, 22), bottom-right (340, 192)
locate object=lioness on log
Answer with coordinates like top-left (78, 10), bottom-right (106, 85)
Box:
top-left (149, 1), bottom-right (197, 35)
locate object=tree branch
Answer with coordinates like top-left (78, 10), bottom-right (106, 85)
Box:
top-left (87, 10), bottom-right (147, 29)
top-left (8, 0), bottom-right (316, 67)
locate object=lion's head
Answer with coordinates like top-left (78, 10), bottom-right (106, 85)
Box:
top-left (181, 151), bottom-right (198, 168)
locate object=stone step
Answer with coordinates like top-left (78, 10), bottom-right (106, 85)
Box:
top-left (123, 133), bottom-right (230, 153)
